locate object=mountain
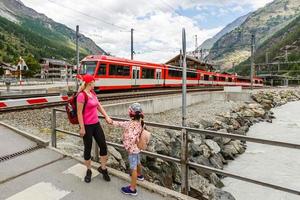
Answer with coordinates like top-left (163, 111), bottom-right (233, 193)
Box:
top-left (0, 0), bottom-right (106, 65)
top-left (232, 14), bottom-right (300, 76)
top-left (206, 0), bottom-right (300, 68)
top-left (198, 13), bottom-right (251, 50)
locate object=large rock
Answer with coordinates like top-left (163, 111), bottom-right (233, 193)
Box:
top-left (252, 107), bottom-right (266, 117)
top-left (199, 119), bottom-right (214, 128)
top-left (205, 140), bottom-right (221, 154)
top-left (209, 173), bottom-right (224, 188)
top-left (212, 188), bottom-right (236, 200)
top-left (239, 109), bottom-right (255, 118)
top-left (154, 140), bottom-right (170, 155)
top-left (199, 144), bottom-right (212, 158)
top-left (223, 144), bottom-right (238, 157)
top-left (209, 154), bottom-right (224, 169)
top-left (108, 146), bottom-right (122, 161)
top-left (229, 140), bottom-right (245, 154)
top-left (190, 142), bottom-right (202, 157)
top-left (189, 170), bottom-right (215, 199)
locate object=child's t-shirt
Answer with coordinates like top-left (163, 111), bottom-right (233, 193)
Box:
top-left (112, 120), bottom-right (142, 154)
top-left (77, 91), bottom-right (99, 125)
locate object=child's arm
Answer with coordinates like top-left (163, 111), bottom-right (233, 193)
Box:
top-left (112, 120), bottom-right (129, 128)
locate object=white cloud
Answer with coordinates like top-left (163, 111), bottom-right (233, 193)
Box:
top-left (20, 0), bottom-right (271, 63)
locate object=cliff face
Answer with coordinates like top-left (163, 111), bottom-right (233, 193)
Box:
top-left (206, 0), bottom-right (300, 68)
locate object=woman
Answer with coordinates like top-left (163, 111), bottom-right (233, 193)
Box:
top-left (77, 74), bottom-right (112, 183)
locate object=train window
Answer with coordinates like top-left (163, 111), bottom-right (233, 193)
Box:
top-left (228, 77), bottom-right (232, 82)
top-left (109, 64), bottom-right (130, 76)
top-left (212, 76), bottom-right (217, 81)
top-left (97, 64), bottom-right (106, 75)
top-left (255, 80), bottom-right (258, 84)
top-left (81, 61), bottom-right (97, 75)
top-left (168, 68), bottom-right (182, 77)
top-left (219, 76), bottom-right (226, 81)
top-left (204, 74), bottom-right (209, 80)
top-left (187, 71), bottom-right (197, 78)
top-left (142, 68), bottom-right (155, 79)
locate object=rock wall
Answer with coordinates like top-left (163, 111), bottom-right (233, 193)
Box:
top-left (106, 89), bottom-right (300, 200)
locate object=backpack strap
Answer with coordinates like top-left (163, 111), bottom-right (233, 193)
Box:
top-left (81, 91), bottom-right (89, 113)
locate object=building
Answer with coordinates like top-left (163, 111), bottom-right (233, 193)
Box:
top-left (40, 58), bottom-right (74, 79)
top-left (165, 54), bottom-right (214, 71)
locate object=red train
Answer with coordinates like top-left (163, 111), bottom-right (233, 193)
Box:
top-left (78, 55), bottom-right (263, 91)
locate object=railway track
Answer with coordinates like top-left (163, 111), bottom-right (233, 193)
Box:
top-left (0, 93), bottom-right (61, 101)
top-left (0, 87), bottom-right (225, 113)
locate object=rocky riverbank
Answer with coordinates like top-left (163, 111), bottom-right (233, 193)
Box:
top-left (1, 89), bottom-right (300, 200)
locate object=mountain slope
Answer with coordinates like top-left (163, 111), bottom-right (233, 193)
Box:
top-left (232, 14), bottom-right (300, 76)
top-left (0, 0), bottom-right (106, 64)
top-left (198, 13), bottom-right (251, 50)
top-left (207, 0), bottom-right (300, 68)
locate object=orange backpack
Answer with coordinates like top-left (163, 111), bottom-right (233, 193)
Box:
top-left (137, 128), bottom-right (151, 150)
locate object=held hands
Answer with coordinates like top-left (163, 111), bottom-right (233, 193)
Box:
top-left (105, 116), bottom-right (113, 124)
top-left (79, 127), bottom-right (85, 137)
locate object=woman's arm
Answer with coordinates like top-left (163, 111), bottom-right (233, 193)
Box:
top-left (97, 102), bottom-right (112, 124)
top-left (77, 101), bottom-right (85, 137)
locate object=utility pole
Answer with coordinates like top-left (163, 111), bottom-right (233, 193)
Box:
top-left (232, 62), bottom-right (235, 75)
top-left (250, 34), bottom-right (255, 90)
top-left (195, 35), bottom-right (198, 59)
top-left (76, 25), bottom-right (79, 91)
top-left (265, 51), bottom-right (270, 74)
top-left (181, 28), bottom-right (188, 195)
top-left (200, 48), bottom-right (203, 61)
top-left (131, 28), bottom-right (134, 60)
top-left (285, 46), bottom-right (288, 62)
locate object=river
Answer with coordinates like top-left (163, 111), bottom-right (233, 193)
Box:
top-left (223, 101), bottom-right (300, 200)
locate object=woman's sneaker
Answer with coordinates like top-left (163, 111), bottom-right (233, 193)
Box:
top-left (84, 169), bottom-right (92, 183)
top-left (121, 186), bottom-right (137, 196)
top-left (98, 167), bottom-right (111, 182)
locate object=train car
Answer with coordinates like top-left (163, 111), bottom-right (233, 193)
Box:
top-left (164, 65), bottom-right (198, 87)
top-left (80, 55), bottom-right (165, 91)
top-left (79, 55), bottom-right (263, 91)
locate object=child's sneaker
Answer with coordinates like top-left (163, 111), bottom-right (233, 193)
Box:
top-left (121, 186), bottom-right (137, 196)
top-left (137, 174), bottom-right (144, 181)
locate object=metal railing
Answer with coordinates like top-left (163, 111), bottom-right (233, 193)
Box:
top-left (51, 108), bottom-right (300, 196)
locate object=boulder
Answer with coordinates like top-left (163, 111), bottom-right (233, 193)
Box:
top-left (209, 154), bottom-right (224, 169)
top-left (189, 170), bottom-right (215, 199)
top-left (209, 173), bottom-right (224, 188)
top-left (205, 139), bottom-right (221, 154)
top-left (108, 146), bottom-right (122, 161)
top-left (199, 144), bottom-right (212, 158)
top-left (211, 188), bottom-right (236, 200)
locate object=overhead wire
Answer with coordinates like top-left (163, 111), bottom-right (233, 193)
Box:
top-left (46, 0), bottom-right (129, 31)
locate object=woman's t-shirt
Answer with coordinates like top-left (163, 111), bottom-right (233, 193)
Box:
top-left (77, 91), bottom-right (99, 125)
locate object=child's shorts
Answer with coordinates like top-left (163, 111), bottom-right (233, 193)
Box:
top-left (128, 153), bottom-right (141, 170)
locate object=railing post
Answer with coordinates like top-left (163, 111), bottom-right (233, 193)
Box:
top-left (51, 109), bottom-right (57, 148)
top-left (181, 129), bottom-right (189, 194)
top-left (181, 28), bottom-right (189, 195)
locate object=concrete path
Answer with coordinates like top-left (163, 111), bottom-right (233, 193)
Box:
top-left (0, 125), bottom-right (180, 200)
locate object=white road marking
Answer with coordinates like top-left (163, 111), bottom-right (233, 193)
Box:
top-left (6, 182), bottom-right (70, 200)
top-left (62, 163), bottom-right (99, 181)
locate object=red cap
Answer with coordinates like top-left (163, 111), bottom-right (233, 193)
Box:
top-left (82, 74), bottom-right (95, 83)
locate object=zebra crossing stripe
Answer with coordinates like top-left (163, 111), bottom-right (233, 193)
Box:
top-left (62, 163), bottom-right (99, 181)
top-left (6, 182), bottom-right (70, 200)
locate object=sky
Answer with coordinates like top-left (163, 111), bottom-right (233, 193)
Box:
top-left (21, 0), bottom-right (273, 63)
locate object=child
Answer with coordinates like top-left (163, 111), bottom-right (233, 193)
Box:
top-left (111, 103), bottom-right (145, 196)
